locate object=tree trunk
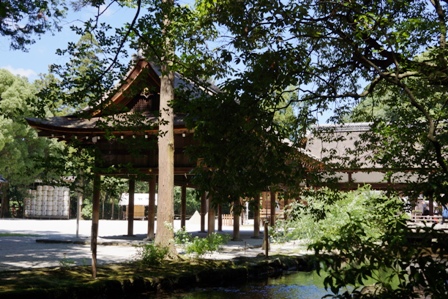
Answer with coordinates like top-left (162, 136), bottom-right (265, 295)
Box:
top-left (155, 0), bottom-right (176, 256)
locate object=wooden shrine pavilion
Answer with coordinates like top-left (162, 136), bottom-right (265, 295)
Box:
top-left (26, 58), bottom-right (225, 273)
top-left (26, 56), bottom-right (326, 275)
top-left (305, 123), bottom-right (419, 191)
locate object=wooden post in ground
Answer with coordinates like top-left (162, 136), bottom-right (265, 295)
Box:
top-left (253, 196), bottom-right (260, 238)
top-left (127, 177), bottom-right (135, 236)
top-left (217, 204), bottom-right (223, 232)
top-left (147, 175), bottom-right (156, 240)
top-left (207, 195), bottom-right (215, 235)
top-left (270, 191), bottom-right (276, 227)
top-left (200, 192), bottom-right (206, 232)
top-left (91, 174), bottom-right (101, 278)
top-left (181, 184), bottom-right (187, 229)
top-left (262, 220), bottom-right (269, 258)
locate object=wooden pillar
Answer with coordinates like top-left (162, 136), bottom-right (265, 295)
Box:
top-left (200, 192), bottom-right (206, 232)
top-left (232, 198), bottom-right (241, 241)
top-left (181, 184), bottom-right (187, 229)
top-left (127, 177), bottom-right (135, 236)
top-left (253, 196), bottom-right (260, 238)
top-left (207, 195), bottom-right (215, 235)
top-left (147, 175), bottom-right (156, 240)
top-left (91, 174), bottom-right (101, 278)
top-left (217, 204), bottom-right (223, 232)
top-left (270, 191), bottom-right (276, 227)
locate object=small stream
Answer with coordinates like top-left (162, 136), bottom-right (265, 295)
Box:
top-left (155, 271), bottom-right (332, 299)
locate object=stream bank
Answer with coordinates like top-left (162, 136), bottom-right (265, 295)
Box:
top-left (0, 254), bottom-right (315, 299)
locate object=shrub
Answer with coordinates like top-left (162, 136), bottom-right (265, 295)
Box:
top-left (135, 243), bottom-right (169, 267)
top-left (273, 185), bottom-right (448, 298)
top-left (271, 186), bottom-right (401, 244)
top-left (174, 227), bottom-right (194, 245)
top-left (175, 229), bottom-right (230, 258)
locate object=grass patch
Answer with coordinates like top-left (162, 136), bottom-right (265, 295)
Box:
top-left (0, 255), bottom-right (284, 294)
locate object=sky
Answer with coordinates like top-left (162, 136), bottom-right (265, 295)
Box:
top-left (0, 3), bottom-right (136, 82)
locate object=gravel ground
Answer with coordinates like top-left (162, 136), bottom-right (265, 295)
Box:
top-left (0, 218), bottom-right (306, 272)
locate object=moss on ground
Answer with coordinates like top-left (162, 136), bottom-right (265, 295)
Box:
top-left (0, 255), bottom-right (312, 298)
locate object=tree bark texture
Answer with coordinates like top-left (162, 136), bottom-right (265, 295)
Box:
top-left (155, 0), bottom-right (176, 255)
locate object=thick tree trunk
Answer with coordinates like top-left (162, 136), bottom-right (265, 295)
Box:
top-left (155, 0), bottom-right (176, 256)
top-left (91, 174), bottom-right (101, 278)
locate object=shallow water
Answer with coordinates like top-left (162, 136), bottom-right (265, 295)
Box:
top-left (155, 271), bottom-right (331, 299)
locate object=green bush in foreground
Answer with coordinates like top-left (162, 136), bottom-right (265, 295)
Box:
top-left (175, 228), bottom-right (230, 257)
top-left (135, 243), bottom-right (169, 267)
top-left (272, 186), bottom-right (448, 298)
top-left (272, 186), bottom-right (393, 244)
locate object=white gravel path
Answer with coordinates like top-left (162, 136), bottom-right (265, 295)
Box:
top-left (0, 219), bottom-right (290, 271)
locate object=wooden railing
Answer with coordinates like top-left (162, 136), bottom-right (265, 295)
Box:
top-left (222, 214), bottom-right (233, 226)
top-left (410, 214), bottom-right (443, 224)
